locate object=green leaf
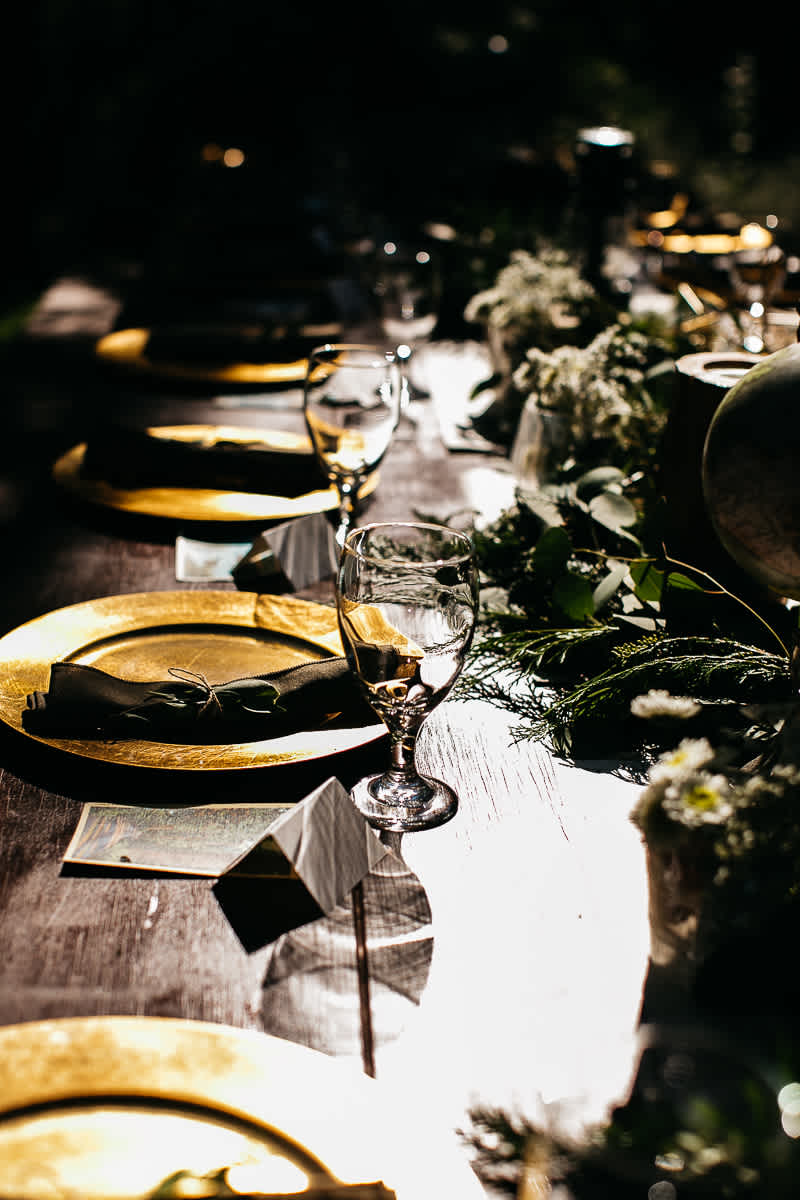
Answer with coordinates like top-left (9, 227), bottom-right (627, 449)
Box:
top-left (217, 679), bottom-right (281, 713)
top-left (630, 561), bottom-right (664, 603)
top-left (615, 613), bottom-right (662, 632)
top-left (527, 639), bottom-right (791, 756)
top-left (575, 466), bottom-right (625, 499)
top-left (553, 572), bottom-right (595, 622)
top-left (588, 491), bottom-right (638, 532)
top-left (665, 570), bottom-right (705, 592)
top-left (592, 561), bottom-right (629, 612)
top-left (532, 525), bottom-right (572, 580)
top-left (515, 489), bottom-right (564, 528)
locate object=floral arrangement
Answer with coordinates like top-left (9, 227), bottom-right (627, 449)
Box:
top-left (462, 243), bottom-right (617, 445)
top-left (511, 322), bottom-right (672, 472)
top-left (463, 244), bottom-right (607, 352)
top-left (632, 716), bottom-right (800, 951)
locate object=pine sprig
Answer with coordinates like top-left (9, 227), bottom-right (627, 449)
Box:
top-left (528, 639), bottom-right (791, 757)
top-left (471, 623), bottom-right (618, 677)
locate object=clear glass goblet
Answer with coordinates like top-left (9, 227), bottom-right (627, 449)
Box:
top-left (304, 344), bottom-right (401, 545)
top-left (336, 522), bottom-right (479, 831)
top-left (372, 239), bottom-right (441, 401)
top-left (727, 242), bottom-right (786, 353)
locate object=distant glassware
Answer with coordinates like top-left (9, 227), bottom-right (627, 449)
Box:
top-left (372, 239), bottom-right (442, 400)
top-left (510, 399), bottom-right (569, 490)
top-left (303, 345), bottom-right (401, 546)
top-left (726, 240), bottom-right (787, 353)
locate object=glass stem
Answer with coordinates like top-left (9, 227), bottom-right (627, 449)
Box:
top-left (372, 727), bottom-right (434, 810)
top-left (388, 729), bottom-right (418, 777)
top-left (335, 480), bottom-right (357, 546)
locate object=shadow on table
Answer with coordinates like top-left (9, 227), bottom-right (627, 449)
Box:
top-left (212, 874), bottom-right (326, 951)
top-left (257, 849), bottom-right (433, 1059)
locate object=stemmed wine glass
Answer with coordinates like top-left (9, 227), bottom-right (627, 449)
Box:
top-left (727, 241), bottom-right (786, 354)
top-left (336, 522), bottom-right (479, 831)
top-left (303, 344), bottom-right (401, 545)
top-left (372, 240), bottom-right (441, 401)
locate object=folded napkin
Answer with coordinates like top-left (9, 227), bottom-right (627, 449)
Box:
top-left (23, 657), bottom-right (377, 742)
top-left (80, 426), bottom-right (328, 496)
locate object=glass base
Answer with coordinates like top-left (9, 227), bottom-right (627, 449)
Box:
top-left (350, 773), bottom-right (458, 832)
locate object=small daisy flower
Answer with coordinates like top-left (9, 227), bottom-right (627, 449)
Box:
top-left (649, 737), bottom-right (715, 783)
top-left (663, 771), bottom-right (733, 828)
top-left (630, 690), bottom-right (702, 721)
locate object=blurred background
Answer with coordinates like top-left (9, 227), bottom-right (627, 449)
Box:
top-left (5, 0), bottom-right (798, 323)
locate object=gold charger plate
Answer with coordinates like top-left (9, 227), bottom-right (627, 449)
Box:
top-left (0, 591), bottom-right (384, 770)
top-left (0, 1016), bottom-right (483, 1199)
top-left (95, 325), bottom-right (338, 385)
top-left (52, 424), bottom-right (377, 522)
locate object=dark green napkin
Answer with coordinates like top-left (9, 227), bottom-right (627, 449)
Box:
top-left (23, 658), bottom-right (376, 743)
top-left (80, 426), bottom-right (327, 496)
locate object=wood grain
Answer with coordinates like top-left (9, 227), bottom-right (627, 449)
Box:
top-left (0, 300), bottom-right (651, 1193)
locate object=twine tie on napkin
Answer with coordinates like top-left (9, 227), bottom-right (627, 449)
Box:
top-left (23, 657), bottom-right (377, 743)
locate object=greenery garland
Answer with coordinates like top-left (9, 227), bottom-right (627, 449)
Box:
top-left (468, 464), bottom-right (796, 762)
top-left (458, 245), bottom-right (800, 1199)
top-left (463, 247), bottom-right (798, 766)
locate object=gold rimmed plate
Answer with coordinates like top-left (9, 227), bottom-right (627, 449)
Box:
top-left (52, 424), bottom-right (377, 522)
top-left (0, 591), bottom-right (384, 770)
top-left (0, 1016), bottom-right (482, 1199)
top-left (95, 324), bottom-right (340, 386)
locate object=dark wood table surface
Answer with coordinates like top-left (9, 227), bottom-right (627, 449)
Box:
top-left (0, 278), bottom-right (651, 1195)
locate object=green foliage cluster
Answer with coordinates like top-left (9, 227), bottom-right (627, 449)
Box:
top-left (468, 464), bottom-right (796, 761)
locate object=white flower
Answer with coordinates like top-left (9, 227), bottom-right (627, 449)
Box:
top-left (649, 737), bottom-right (715, 781)
top-left (630, 690), bottom-right (702, 720)
top-left (662, 771), bottom-right (734, 828)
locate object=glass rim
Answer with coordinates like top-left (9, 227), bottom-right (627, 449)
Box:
top-left (307, 342), bottom-right (397, 366)
top-left (341, 521), bottom-right (475, 568)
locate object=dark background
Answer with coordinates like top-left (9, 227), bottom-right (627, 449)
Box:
top-left (5, 0), bottom-right (798, 311)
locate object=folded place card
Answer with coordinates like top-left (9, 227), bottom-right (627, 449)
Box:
top-left (62, 801), bottom-right (295, 878)
top-left (63, 778), bottom-right (389, 915)
top-left (248, 776), bottom-right (388, 912)
top-left (175, 537), bottom-right (253, 582)
top-left (233, 511), bottom-right (339, 592)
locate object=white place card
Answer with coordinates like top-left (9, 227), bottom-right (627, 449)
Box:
top-left (63, 778), bottom-right (388, 916)
top-left (233, 511), bottom-right (339, 592)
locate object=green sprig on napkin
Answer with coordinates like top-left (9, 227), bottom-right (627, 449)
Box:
top-left (23, 657), bottom-right (375, 743)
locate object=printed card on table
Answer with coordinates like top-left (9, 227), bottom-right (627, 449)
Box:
top-left (62, 779), bottom-right (389, 913)
top-left (63, 801), bottom-right (295, 878)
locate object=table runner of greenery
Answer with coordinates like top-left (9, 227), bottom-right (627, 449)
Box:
top-left (458, 244), bottom-right (800, 1198)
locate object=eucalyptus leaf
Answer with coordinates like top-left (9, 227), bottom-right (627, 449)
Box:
top-left (588, 491), bottom-right (638, 531)
top-left (665, 570), bottom-right (705, 592)
top-left (575, 466), bottom-right (626, 499)
top-left (532, 525), bottom-right (572, 580)
top-left (593, 561), bottom-right (629, 612)
top-left (615, 613), bottom-right (663, 632)
top-left (553, 572), bottom-right (595, 622)
top-left (630, 561), bottom-right (664, 603)
top-left (514, 488), bottom-right (564, 528)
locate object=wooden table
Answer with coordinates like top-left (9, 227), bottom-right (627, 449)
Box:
top-left (0, 280), bottom-right (651, 1195)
